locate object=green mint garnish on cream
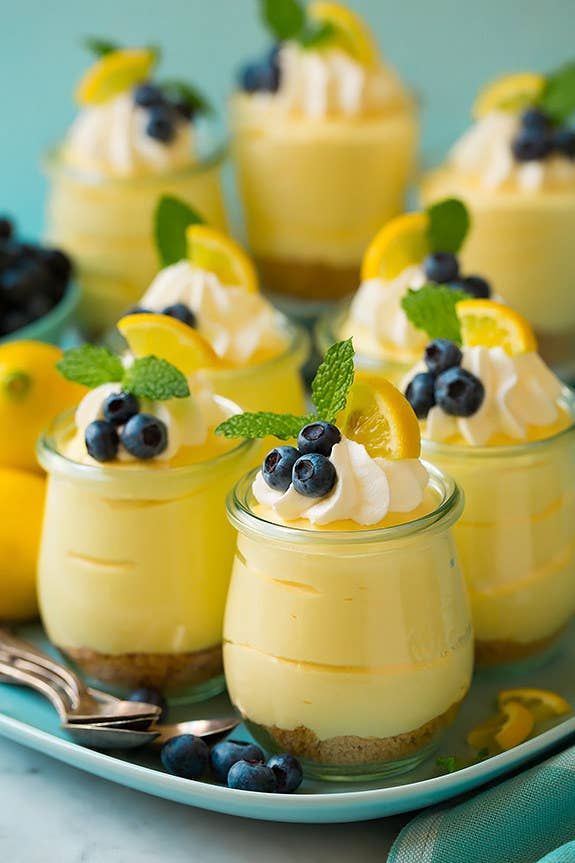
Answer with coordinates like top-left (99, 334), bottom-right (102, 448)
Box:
top-left (426, 198), bottom-right (470, 255)
top-left (217, 338), bottom-right (355, 439)
top-left (259, 0), bottom-right (338, 51)
top-left (154, 195), bottom-right (205, 269)
top-left (402, 285), bottom-right (468, 345)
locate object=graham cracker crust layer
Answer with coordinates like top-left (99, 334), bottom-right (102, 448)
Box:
top-left (262, 700), bottom-right (461, 766)
top-left (475, 630), bottom-right (563, 667)
top-left (256, 255), bottom-right (358, 301)
top-left (62, 644), bottom-right (223, 689)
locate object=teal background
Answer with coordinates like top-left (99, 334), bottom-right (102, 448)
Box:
top-left (2, 0), bottom-right (573, 239)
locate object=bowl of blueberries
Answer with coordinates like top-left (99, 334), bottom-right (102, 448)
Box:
top-left (0, 216), bottom-right (79, 345)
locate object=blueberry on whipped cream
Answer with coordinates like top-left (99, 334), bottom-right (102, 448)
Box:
top-left (423, 250), bottom-right (492, 300)
top-left (262, 423), bottom-right (339, 498)
top-left (85, 393), bottom-right (168, 462)
top-left (405, 339), bottom-right (485, 420)
top-left (511, 107), bottom-right (575, 164)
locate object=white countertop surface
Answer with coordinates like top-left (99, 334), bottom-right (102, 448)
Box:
top-left (0, 737), bottom-right (409, 862)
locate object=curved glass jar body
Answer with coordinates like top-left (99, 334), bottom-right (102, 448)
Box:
top-left (422, 170), bottom-right (575, 380)
top-left (231, 94), bottom-right (418, 305)
top-left (37, 411), bottom-right (255, 703)
top-left (224, 466), bottom-right (471, 780)
top-left (423, 390), bottom-right (575, 668)
top-left (44, 124), bottom-right (228, 337)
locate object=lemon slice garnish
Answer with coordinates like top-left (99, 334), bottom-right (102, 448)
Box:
top-left (498, 688), bottom-right (571, 724)
top-left (337, 374), bottom-right (421, 459)
top-left (308, 1), bottom-right (379, 66)
top-left (457, 299), bottom-right (537, 356)
top-left (361, 213), bottom-right (430, 282)
top-left (117, 313), bottom-right (221, 377)
top-left (75, 48), bottom-right (156, 106)
top-left (472, 72), bottom-right (546, 119)
top-left (468, 700), bottom-right (534, 753)
top-left (186, 226), bottom-right (259, 293)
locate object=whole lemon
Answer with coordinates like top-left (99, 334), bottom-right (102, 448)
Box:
top-left (0, 468), bottom-right (46, 621)
top-left (0, 341), bottom-right (86, 472)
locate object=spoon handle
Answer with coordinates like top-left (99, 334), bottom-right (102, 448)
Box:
top-left (0, 658), bottom-right (69, 722)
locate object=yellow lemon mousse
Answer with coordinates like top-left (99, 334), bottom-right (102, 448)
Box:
top-left (220, 341), bottom-right (472, 779)
top-left (402, 293), bottom-right (575, 665)
top-left (37, 338), bottom-right (255, 697)
top-left (231, 1), bottom-right (417, 303)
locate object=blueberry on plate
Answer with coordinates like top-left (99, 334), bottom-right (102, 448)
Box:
top-left (227, 760), bottom-right (278, 792)
top-left (423, 252), bottom-right (459, 284)
top-left (435, 367), bottom-right (485, 417)
top-left (210, 740), bottom-right (265, 783)
top-left (554, 127), bottom-right (575, 159)
top-left (267, 754), bottom-right (303, 793)
top-left (297, 421), bottom-right (341, 457)
top-left (262, 445), bottom-right (300, 492)
top-left (102, 391), bottom-right (140, 427)
top-left (459, 275), bottom-right (491, 299)
top-left (405, 372), bottom-right (436, 419)
top-left (292, 453), bottom-right (337, 498)
top-left (520, 108), bottom-right (552, 131)
top-left (511, 127), bottom-right (552, 161)
top-left (121, 414), bottom-right (168, 459)
top-left (162, 303), bottom-right (197, 328)
top-left (133, 82), bottom-right (165, 108)
top-left (146, 106), bottom-right (176, 143)
top-left (424, 340), bottom-right (462, 376)
top-left (85, 420), bottom-right (119, 462)
top-left (161, 734), bottom-right (209, 780)
top-left (128, 687), bottom-right (168, 721)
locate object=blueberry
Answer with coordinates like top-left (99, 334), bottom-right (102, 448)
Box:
top-left (297, 421), bottom-right (341, 457)
top-left (423, 252), bottom-right (459, 284)
top-left (459, 275), bottom-right (491, 299)
top-left (162, 303), bottom-right (197, 328)
top-left (85, 420), bottom-right (119, 462)
top-left (128, 687), bottom-right (168, 721)
top-left (292, 453), bottom-right (337, 498)
top-left (25, 293), bottom-right (54, 321)
top-left (146, 106), bottom-right (176, 143)
top-left (405, 372), bottom-right (436, 419)
top-left (41, 248), bottom-right (73, 284)
top-left (121, 414), bottom-right (168, 459)
top-left (267, 754), bottom-right (303, 794)
top-left (511, 127), bottom-right (552, 161)
top-left (161, 734), bottom-right (209, 780)
top-left (435, 367), bottom-right (485, 417)
top-left (0, 217), bottom-right (13, 240)
top-left (424, 339), bottom-right (463, 376)
top-left (2, 259), bottom-right (46, 303)
top-left (262, 445), bottom-right (300, 492)
top-left (520, 108), bottom-right (552, 131)
top-left (1, 309), bottom-right (33, 335)
top-left (239, 61), bottom-right (279, 94)
top-left (554, 127), bottom-right (575, 159)
top-left (227, 760), bottom-right (277, 792)
top-left (102, 391), bottom-right (140, 427)
top-left (133, 83), bottom-right (165, 108)
top-left (210, 740), bottom-right (265, 783)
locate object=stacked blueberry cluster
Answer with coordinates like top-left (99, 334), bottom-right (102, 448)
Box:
top-left (423, 251), bottom-right (492, 300)
top-left (238, 44), bottom-right (281, 94)
top-left (512, 107), bottom-right (575, 162)
top-left (125, 301), bottom-right (197, 328)
top-left (133, 83), bottom-right (195, 143)
top-left (405, 339), bottom-right (485, 420)
top-left (85, 391), bottom-right (168, 462)
top-left (0, 217), bottom-right (72, 337)
top-left (263, 421), bottom-right (341, 499)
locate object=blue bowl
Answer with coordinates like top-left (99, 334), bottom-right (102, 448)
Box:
top-left (0, 282), bottom-right (80, 346)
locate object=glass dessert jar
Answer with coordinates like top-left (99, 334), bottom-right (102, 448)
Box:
top-left (224, 465), bottom-right (472, 780)
top-left (37, 410), bottom-right (255, 702)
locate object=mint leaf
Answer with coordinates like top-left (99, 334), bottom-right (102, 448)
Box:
top-left (154, 195), bottom-right (204, 268)
top-left (426, 198), bottom-right (470, 254)
top-left (57, 345), bottom-right (124, 388)
top-left (298, 20), bottom-right (336, 49)
top-left (123, 356), bottom-right (190, 400)
top-left (160, 79), bottom-right (212, 117)
top-left (401, 285), bottom-right (467, 345)
top-left (436, 756), bottom-right (463, 774)
top-left (540, 62), bottom-right (575, 124)
top-left (216, 412), bottom-right (313, 440)
top-left (84, 37), bottom-right (120, 57)
top-left (260, 0), bottom-right (305, 40)
top-left (311, 338), bottom-right (355, 423)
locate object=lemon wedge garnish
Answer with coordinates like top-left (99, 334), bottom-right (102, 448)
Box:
top-left (472, 72), bottom-right (546, 119)
top-left (457, 299), bottom-right (538, 356)
top-left (337, 374), bottom-right (421, 459)
top-left (75, 48), bottom-right (156, 106)
top-left (361, 213), bottom-right (430, 282)
top-left (186, 226), bottom-right (259, 293)
top-left (308, 1), bottom-right (379, 66)
top-left (117, 313), bottom-right (220, 377)
top-left (468, 700), bottom-right (534, 753)
top-left (498, 688), bottom-right (571, 724)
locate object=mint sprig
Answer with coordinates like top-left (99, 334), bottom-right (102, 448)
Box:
top-left (57, 346), bottom-right (189, 401)
top-left (299, 20), bottom-right (336, 49)
top-left (260, 0), bottom-right (306, 41)
top-left (401, 285), bottom-right (468, 345)
top-left (540, 61), bottom-right (575, 124)
top-left (154, 195), bottom-right (204, 268)
top-left (426, 198), bottom-right (470, 255)
top-left (216, 338), bottom-right (355, 440)
top-left (84, 37), bottom-right (120, 58)
top-left (160, 79), bottom-right (212, 117)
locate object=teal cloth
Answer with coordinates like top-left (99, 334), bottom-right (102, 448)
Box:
top-left (389, 746), bottom-right (575, 863)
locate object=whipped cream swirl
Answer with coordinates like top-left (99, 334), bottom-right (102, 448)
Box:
top-left (253, 436), bottom-right (428, 526)
top-left (141, 260), bottom-right (287, 365)
top-left (450, 111), bottom-right (575, 192)
top-left (63, 93), bottom-right (195, 177)
top-left (423, 346), bottom-right (563, 446)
